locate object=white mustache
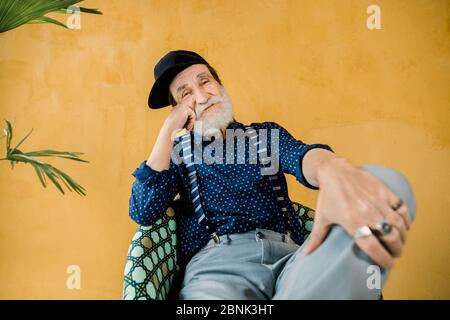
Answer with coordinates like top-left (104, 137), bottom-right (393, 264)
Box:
top-left (195, 95), bottom-right (227, 118)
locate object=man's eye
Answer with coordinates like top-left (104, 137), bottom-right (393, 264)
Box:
top-left (182, 91), bottom-right (190, 98)
top-left (201, 80), bottom-right (209, 84)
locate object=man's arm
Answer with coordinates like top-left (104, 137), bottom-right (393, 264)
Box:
top-left (266, 121), bottom-right (334, 190)
top-left (301, 148), bottom-right (339, 188)
top-left (129, 159), bottom-right (181, 226)
top-left (147, 103), bottom-right (196, 171)
top-left (129, 102), bottom-right (196, 225)
top-left (146, 126), bottom-right (177, 171)
top-left (301, 148), bottom-right (412, 269)
top-left (267, 121), bottom-right (411, 269)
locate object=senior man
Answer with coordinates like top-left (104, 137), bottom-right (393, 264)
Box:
top-left (129, 50), bottom-right (416, 299)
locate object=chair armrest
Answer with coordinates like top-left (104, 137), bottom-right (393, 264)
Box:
top-left (123, 201), bottom-right (180, 300)
top-left (292, 202), bottom-right (315, 241)
top-left (123, 198), bottom-right (314, 300)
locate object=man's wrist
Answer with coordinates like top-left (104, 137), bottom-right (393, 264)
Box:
top-left (316, 156), bottom-right (349, 186)
top-left (145, 127), bottom-right (177, 172)
top-left (302, 148), bottom-right (337, 188)
top-left (159, 125), bottom-right (175, 141)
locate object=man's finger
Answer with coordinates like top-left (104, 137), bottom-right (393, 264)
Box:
top-left (373, 197), bottom-right (408, 244)
top-left (385, 190), bottom-right (412, 229)
top-left (186, 109), bottom-right (196, 131)
top-left (376, 227), bottom-right (403, 257)
top-left (303, 216), bottom-right (331, 254)
top-left (355, 235), bottom-right (395, 269)
top-left (384, 208), bottom-right (407, 243)
top-left (394, 204), bottom-right (411, 230)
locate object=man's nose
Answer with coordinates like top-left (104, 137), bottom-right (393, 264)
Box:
top-left (193, 88), bottom-right (209, 108)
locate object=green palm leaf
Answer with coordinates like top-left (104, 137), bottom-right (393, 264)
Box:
top-left (22, 150), bottom-right (89, 163)
top-left (11, 127), bottom-right (33, 151)
top-left (30, 161), bottom-right (47, 188)
top-left (0, 0), bottom-right (102, 33)
top-left (1, 119), bottom-right (88, 196)
top-left (29, 16), bottom-right (68, 29)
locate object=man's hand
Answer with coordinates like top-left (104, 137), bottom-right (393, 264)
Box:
top-left (162, 102), bottom-right (197, 136)
top-left (303, 157), bottom-right (412, 269)
top-left (146, 102), bottom-right (196, 172)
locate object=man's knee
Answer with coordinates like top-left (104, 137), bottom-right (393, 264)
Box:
top-left (359, 164), bottom-right (416, 221)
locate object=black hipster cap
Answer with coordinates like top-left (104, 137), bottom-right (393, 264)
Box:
top-left (148, 50), bottom-right (211, 109)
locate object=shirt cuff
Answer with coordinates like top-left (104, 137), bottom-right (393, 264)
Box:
top-left (298, 144), bottom-right (334, 190)
top-left (132, 160), bottom-right (170, 184)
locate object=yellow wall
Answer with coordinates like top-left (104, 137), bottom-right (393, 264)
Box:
top-left (0, 0), bottom-right (448, 299)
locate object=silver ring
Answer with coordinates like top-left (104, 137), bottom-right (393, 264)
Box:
top-left (353, 225), bottom-right (373, 240)
top-left (372, 220), bottom-right (393, 236)
top-left (392, 199), bottom-right (404, 211)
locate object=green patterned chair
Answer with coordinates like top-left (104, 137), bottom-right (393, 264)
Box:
top-left (122, 196), bottom-right (316, 300)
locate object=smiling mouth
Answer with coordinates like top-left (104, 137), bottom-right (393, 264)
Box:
top-left (202, 102), bottom-right (219, 114)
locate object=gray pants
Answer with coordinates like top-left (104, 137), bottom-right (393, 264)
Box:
top-left (178, 164), bottom-right (416, 300)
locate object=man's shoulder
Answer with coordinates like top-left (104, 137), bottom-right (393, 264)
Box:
top-left (247, 121), bottom-right (282, 130)
top-left (226, 120), bottom-right (283, 131)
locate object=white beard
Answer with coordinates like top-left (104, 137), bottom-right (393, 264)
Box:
top-left (193, 85), bottom-right (234, 140)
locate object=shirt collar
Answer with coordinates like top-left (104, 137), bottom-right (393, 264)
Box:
top-left (226, 119), bottom-right (244, 130)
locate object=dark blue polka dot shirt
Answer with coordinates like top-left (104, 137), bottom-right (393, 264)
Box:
top-left (129, 121), bottom-right (333, 263)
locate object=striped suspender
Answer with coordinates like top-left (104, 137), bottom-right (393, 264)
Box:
top-left (180, 126), bottom-right (292, 243)
top-left (245, 126), bottom-right (293, 237)
top-left (180, 133), bottom-right (220, 243)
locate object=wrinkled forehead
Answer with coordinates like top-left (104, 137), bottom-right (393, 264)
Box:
top-left (169, 64), bottom-right (211, 93)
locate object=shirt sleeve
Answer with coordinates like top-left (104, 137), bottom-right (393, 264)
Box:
top-left (265, 122), bottom-right (334, 190)
top-left (129, 159), bottom-right (181, 226)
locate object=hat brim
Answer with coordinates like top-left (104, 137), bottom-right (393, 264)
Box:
top-left (148, 62), bottom-right (198, 109)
